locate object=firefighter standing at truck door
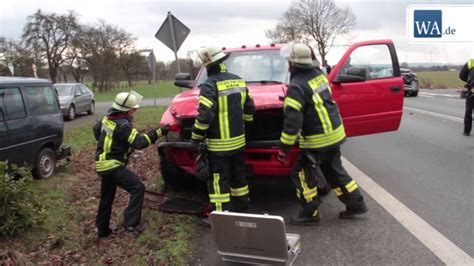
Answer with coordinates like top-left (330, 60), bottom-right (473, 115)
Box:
top-left (190, 46), bottom-right (255, 226)
top-left (459, 59), bottom-right (474, 136)
top-left (277, 43), bottom-right (368, 225)
top-left (93, 91), bottom-right (169, 238)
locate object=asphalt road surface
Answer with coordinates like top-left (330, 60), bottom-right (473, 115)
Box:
top-left (65, 91), bottom-right (473, 264)
top-left (195, 89), bottom-right (473, 265)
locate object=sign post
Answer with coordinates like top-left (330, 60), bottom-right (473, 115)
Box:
top-left (140, 49), bottom-right (157, 106)
top-left (155, 11), bottom-right (190, 90)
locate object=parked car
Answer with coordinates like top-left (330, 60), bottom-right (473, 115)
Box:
top-left (0, 77), bottom-right (71, 178)
top-left (55, 83), bottom-right (95, 120)
top-left (400, 68), bottom-right (419, 97)
top-left (158, 40), bottom-right (404, 188)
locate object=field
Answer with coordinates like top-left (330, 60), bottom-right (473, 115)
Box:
top-left (0, 107), bottom-right (198, 265)
top-left (92, 81), bottom-right (183, 102)
top-left (416, 70), bottom-right (465, 89)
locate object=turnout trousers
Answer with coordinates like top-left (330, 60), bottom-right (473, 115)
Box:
top-left (291, 147), bottom-right (365, 213)
top-left (207, 151), bottom-right (249, 212)
top-left (464, 93), bottom-right (473, 134)
top-left (96, 167), bottom-right (145, 231)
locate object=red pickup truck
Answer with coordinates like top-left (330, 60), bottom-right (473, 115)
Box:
top-left (158, 40), bottom-right (404, 188)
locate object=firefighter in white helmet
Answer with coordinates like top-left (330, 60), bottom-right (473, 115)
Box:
top-left (190, 46), bottom-right (255, 227)
top-left (93, 91), bottom-right (169, 238)
top-left (278, 43), bottom-right (368, 225)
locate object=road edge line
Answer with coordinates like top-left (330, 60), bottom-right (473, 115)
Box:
top-left (404, 106), bottom-right (463, 123)
top-left (342, 157), bottom-right (473, 265)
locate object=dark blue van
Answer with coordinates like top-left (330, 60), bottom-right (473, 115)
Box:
top-left (0, 77), bottom-right (70, 178)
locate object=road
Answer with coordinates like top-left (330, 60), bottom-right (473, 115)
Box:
top-left (65, 91), bottom-right (473, 264)
top-left (195, 89), bottom-right (473, 265)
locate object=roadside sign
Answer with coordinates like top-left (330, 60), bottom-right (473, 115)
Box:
top-left (7, 63), bottom-right (14, 76)
top-left (155, 12), bottom-right (190, 52)
top-left (32, 63), bottom-right (38, 78)
top-left (147, 51), bottom-right (156, 73)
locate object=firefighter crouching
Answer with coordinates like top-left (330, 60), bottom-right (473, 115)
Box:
top-left (459, 59), bottom-right (474, 136)
top-left (277, 43), bottom-right (368, 225)
top-left (93, 91), bottom-right (169, 238)
top-left (190, 46), bottom-right (255, 227)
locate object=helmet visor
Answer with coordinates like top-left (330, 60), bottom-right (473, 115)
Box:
top-left (191, 50), bottom-right (203, 68)
top-left (279, 42), bottom-right (294, 59)
top-left (129, 90), bottom-right (143, 108)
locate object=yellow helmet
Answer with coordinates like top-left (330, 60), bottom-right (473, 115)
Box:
top-left (112, 91), bottom-right (143, 111)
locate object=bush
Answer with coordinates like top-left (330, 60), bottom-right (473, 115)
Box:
top-left (0, 163), bottom-right (46, 236)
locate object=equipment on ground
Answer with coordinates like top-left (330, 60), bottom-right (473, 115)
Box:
top-left (210, 211), bottom-right (301, 265)
top-left (144, 190), bottom-right (211, 216)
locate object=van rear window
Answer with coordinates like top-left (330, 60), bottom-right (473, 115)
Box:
top-left (0, 87), bottom-right (26, 120)
top-left (24, 86), bottom-right (58, 115)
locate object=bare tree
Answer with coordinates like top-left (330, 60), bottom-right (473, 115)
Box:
top-left (0, 37), bottom-right (45, 77)
top-left (62, 34), bottom-right (88, 83)
top-left (265, 7), bottom-right (305, 43)
top-left (266, 0), bottom-right (356, 64)
top-left (22, 9), bottom-right (79, 83)
top-left (80, 21), bottom-right (135, 91)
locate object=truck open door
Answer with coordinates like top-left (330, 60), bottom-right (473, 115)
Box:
top-left (328, 40), bottom-right (404, 137)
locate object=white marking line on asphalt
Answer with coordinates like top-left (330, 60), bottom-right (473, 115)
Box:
top-left (419, 92), bottom-right (459, 98)
top-left (404, 106), bottom-right (463, 123)
top-left (419, 95), bottom-right (434, 98)
top-left (342, 157), bottom-right (474, 265)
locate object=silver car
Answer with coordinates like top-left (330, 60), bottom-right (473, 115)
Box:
top-left (55, 83), bottom-right (95, 120)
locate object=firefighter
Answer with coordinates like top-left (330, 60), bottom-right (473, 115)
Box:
top-left (278, 43), bottom-right (367, 225)
top-left (190, 46), bottom-right (255, 227)
top-left (93, 91), bottom-right (169, 238)
top-left (459, 59), bottom-right (474, 136)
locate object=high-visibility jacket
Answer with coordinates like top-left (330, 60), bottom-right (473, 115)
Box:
top-left (280, 67), bottom-right (346, 151)
top-left (191, 63), bottom-right (255, 154)
top-left (459, 59), bottom-right (474, 92)
top-left (93, 112), bottom-right (163, 173)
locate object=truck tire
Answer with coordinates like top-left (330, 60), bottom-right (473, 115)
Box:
top-left (33, 147), bottom-right (56, 179)
top-left (160, 157), bottom-right (205, 192)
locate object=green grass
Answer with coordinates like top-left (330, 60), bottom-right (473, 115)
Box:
top-left (1, 106), bottom-right (196, 264)
top-left (416, 70), bottom-right (465, 89)
top-left (93, 82), bottom-right (181, 102)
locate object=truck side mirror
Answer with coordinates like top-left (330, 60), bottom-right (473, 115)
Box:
top-left (333, 67), bottom-right (367, 84)
top-left (174, 73), bottom-right (194, 89)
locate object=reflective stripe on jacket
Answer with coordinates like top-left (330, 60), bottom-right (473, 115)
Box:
top-left (93, 115), bottom-right (161, 173)
top-left (191, 63), bottom-right (255, 153)
top-left (280, 67), bottom-right (346, 151)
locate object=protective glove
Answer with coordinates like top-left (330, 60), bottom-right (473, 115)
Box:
top-left (159, 124), bottom-right (170, 136)
top-left (277, 149), bottom-right (289, 165)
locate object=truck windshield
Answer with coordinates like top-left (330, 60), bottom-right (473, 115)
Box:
top-left (55, 85), bottom-right (74, 96)
top-left (196, 50), bottom-right (289, 86)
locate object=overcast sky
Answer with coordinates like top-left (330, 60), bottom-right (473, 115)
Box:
top-left (1, 0), bottom-right (473, 65)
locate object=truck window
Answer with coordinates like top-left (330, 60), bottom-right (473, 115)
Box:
top-left (340, 44), bottom-right (394, 80)
top-left (196, 50), bottom-right (289, 86)
top-left (24, 86), bottom-right (59, 115)
top-left (0, 88), bottom-right (26, 120)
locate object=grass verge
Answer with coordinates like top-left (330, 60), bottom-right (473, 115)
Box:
top-left (93, 82), bottom-right (182, 102)
top-left (416, 70), bottom-right (464, 89)
top-left (0, 106), bottom-right (197, 265)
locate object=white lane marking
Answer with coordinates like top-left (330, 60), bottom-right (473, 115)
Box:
top-left (342, 157), bottom-right (474, 265)
top-left (419, 95), bottom-right (434, 98)
top-left (419, 92), bottom-right (459, 98)
top-left (404, 106), bottom-right (463, 123)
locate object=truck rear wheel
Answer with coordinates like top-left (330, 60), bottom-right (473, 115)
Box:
top-left (160, 157), bottom-right (205, 192)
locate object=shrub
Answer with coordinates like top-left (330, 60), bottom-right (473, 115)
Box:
top-left (0, 163), bottom-right (46, 236)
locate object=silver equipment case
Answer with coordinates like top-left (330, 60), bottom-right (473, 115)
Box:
top-left (210, 211), bottom-right (301, 265)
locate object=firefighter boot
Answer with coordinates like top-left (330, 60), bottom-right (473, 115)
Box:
top-left (290, 209), bottom-right (320, 226)
top-left (339, 200), bottom-right (368, 219)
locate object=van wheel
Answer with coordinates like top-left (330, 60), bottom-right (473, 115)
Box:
top-left (34, 148), bottom-right (56, 179)
top-left (87, 101), bottom-right (95, 115)
top-left (66, 105), bottom-right (75, 121)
